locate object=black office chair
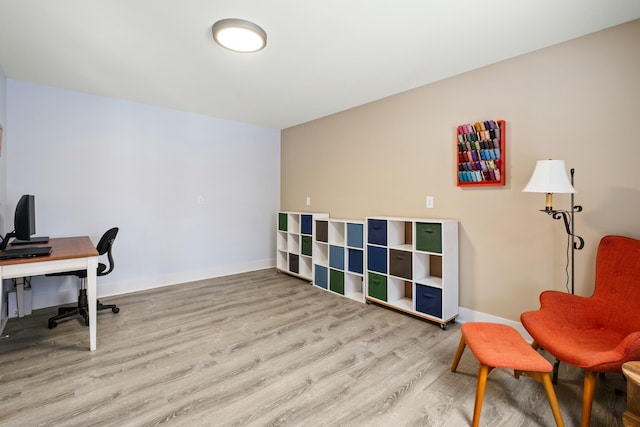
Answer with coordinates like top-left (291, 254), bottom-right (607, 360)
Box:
top-left (47, 227), bottom-right (120, 329)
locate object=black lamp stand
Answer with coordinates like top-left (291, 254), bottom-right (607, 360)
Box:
top-left (545, 168), bottom-right (584, 294)
top-left (543, 168), bottom-right (584, 383)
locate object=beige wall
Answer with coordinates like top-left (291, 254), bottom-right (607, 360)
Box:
top-left (280, 20), bottom-right (640, 322)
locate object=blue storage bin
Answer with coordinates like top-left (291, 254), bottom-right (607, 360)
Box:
top-left (415, 284), bottom-right (442, 318)
top-left (367, 245), bottom-right (387, 274)
top-left (301, 214), bottom-right (313, 235)
top-left (368, 219), bottom-right (387, 246)
top-left (348, 248), bottom-right (363, 274)
top-left (329, 245), bottom-right (345, 270)
top-left (347, 223), bottom-right (364, 248)
top-left (314, 265), bottom-right (328, 289)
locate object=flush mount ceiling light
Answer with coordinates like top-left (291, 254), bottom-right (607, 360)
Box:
top-left (212, 18), bottom-right (267, 53)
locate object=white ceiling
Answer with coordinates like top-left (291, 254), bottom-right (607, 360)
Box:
top-left (1, 0), bottom-right (639, 129)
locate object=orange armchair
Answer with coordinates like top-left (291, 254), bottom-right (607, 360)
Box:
top-left (521, 235), bottom-right (640, 427)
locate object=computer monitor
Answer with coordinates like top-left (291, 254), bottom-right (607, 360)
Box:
top-left (0, 195), bottom-right (36, 251)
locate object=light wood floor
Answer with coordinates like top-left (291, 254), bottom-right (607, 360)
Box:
top-left (0, 269), bottom-right (626, 426)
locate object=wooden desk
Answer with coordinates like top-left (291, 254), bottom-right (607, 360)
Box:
top-left (623, 361), bottom-right (640, 427)
top-left (0, 237), bottom-right (99, 351)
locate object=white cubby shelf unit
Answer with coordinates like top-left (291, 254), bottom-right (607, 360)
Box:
top-left (365, 217), bottom-right (459, 328)
top-left (277, 212), bottom-right (329, 281)
top-left (312, 218), bottom-right (365, 303)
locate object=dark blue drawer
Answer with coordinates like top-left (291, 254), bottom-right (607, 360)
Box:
top-left (329, 245), bottom-right (345, 270)
top-left (415, 284), bottom-right (442, 318)
top-left (301, 214), bottom-right (313, 235)
top-left (368, 219), bottom-right (387, 246)
top-left (348, 248), bottom-right (363, 274)
top-left (367, 245), bottom-right (387, 274)
top-left (314, 265), bottom-right (328, 289)
top-left (347, 223), bottom-right (364, 248)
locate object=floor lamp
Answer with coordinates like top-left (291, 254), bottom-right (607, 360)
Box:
top-left (523, 159), bottom-right (584, 293)
top-left (523, 159), bottom-right (584, 382)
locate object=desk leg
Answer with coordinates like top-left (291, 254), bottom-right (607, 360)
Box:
top-left (86, 257), bottom-right (98, 351)
top-left (16, 277), bottom-right (25, 318)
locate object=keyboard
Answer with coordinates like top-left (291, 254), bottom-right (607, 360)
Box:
top-left (0, 246), bottom-right (52, 260)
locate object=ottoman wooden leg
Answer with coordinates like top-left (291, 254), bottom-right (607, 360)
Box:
top-left (473, 364), bottom-right (491, 427)
top-left (451, 336), bottom-right (467, 372)
top-left (452, 323), bottom-right (565, 427)
top-left (528, 371), bottom-right (565, 427)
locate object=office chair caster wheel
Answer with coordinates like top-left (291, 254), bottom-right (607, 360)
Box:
top-left (48, 320), bottom-right (57, 329)
top-left (112, 307), bottom-right (120, 313)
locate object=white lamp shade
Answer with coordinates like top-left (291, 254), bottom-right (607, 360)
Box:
top-left (522, 160), bottom-right (575, 194)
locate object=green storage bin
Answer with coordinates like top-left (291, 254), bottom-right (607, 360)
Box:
top-left (367, 272), bottom-right (387, 301)
top-left (278, 213), bottom-right (288, 231)
top-left (330, 269), bottom-right (345, 295)
top-left (301, 235), bottom-right (313, 256)
top-left (415, 222), bottom-right (442, 253)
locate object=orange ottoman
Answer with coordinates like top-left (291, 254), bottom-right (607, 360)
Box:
top-left (450, 322), bottom-right (564, 427)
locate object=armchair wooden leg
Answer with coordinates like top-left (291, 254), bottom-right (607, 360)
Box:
top-left (451, 336), bottom-right (466, 372)
top-left (581, 370), bottom-right (597, 427)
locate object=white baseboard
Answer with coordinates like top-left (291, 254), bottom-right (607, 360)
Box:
top-left (30, 258), bottom-right (276, 310)
top-left (457, 306), bottom-right (532, 342)
top-left (97, 258), bottom-right (275, 299)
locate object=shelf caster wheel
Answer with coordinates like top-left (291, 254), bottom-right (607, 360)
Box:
top-left (112, 307), bottom-right (120, 313)
top-left (365, 300), bottom-right (371, 305)
top-left (48, 320), bottom-right (57, 329)
top-left (440, 323), bottom-right (449, 330)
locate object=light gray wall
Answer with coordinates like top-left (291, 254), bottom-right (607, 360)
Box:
top-left (0, 65), bottom-right (7, 330)
top-left (0, 65), bottom-right (7, 232)
top-left (5, 80), bottom-right (280, 309)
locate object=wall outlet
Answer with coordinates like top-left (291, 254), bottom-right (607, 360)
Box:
top-left (306, 196), bottom-right (311, 206)
top-left (197, 195), bottom-right (204, 205)
top-left (426, 196), bottom-right (434, 208)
